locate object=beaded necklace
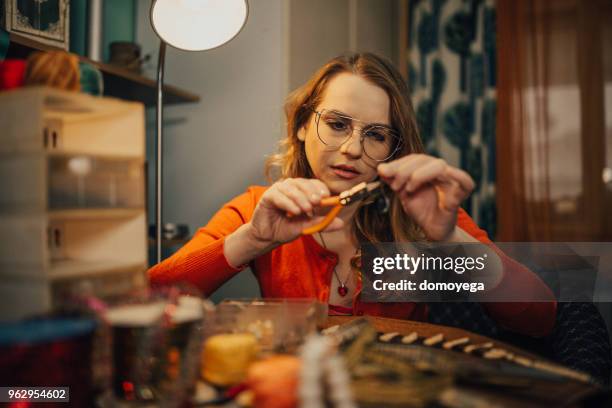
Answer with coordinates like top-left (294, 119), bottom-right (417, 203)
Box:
top-left (318, 232), bottom-right (357, 297)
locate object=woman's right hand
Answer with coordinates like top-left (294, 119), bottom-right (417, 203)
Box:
top-left (224, 178), bottom-right (344, 268)
top-left (246, 178), bottom-right (344, 247)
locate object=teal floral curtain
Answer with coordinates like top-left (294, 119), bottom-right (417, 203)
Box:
top-left (408, 0), bottom-right (497, 237)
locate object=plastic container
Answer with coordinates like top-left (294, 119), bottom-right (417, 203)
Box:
top-left (102, 288), bottom-right (210, 404)
top-left (213, 299), bottom-right (328, 353)
top-left (48, 155), bottom-right (144, 209)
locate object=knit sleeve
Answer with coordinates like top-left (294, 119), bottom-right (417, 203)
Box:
top-left (147, 186), bottom-right (266, 295)
top-left (456, 209), bottom-right (558, 337)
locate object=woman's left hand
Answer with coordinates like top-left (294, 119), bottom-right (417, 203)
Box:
top-left (377, 154), bottom-right (475, 241)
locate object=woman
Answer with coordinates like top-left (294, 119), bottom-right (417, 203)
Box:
top-left (149, 53), bottom-right (556, 337)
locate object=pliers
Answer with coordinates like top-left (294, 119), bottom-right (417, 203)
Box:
top-left (300, 181), bottom-right (387, 235)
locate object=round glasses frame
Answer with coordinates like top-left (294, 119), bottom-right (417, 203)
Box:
top-left (311, 108), bottom-right (403, 162)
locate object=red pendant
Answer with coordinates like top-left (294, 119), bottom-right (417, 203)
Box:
top-left (337, 285), bottom-right (348, 297)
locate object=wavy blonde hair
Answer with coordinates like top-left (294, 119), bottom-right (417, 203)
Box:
top-left (266, 53), bottom-right (426, 244)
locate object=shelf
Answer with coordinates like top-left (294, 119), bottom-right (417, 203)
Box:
top-left (5, 33), bottom-right (200, 106)
top-left (49, 259), bottom-right (146, 280)
top-left (48, 208), bottom-right (144, 221)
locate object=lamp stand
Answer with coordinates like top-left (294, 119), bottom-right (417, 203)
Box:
top-left (155, 41), bottom-right (167, 264)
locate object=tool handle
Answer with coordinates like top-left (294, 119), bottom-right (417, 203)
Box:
top-left (301, 204), bottom-right (343, 235)
top-left (285, 196), bottom-right (341, 218)
top-left (320, 196), bottom-right (341, 206)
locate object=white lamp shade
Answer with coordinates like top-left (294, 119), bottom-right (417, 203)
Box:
top-left (151, 0), bottom-right (249, 51)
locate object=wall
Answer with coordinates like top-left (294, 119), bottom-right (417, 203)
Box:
top-left (69, 0), bottom-right (137, 61)
top-left (103, 0), bottom-right (136, 62)
top-left (69, 0), bottom-right (88, 56)
top-left (287, 0), bottom-right (399, 91)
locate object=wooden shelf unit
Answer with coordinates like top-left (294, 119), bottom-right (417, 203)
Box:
top-left (6, 32), bottom-right (200, 106)
top-left (48, 208), bottom-right (143, 221)
top-left (49, 259), bottom-right (145, 281)
top-left (0, 87), bottom-right (148, 321)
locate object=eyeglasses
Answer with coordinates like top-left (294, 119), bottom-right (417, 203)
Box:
top-left (312, 108), bottom-right (403, 162)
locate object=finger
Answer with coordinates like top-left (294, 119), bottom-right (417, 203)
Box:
top-left (443, 182), bottom-right (468, 210)
top-left (387, 155), bottom-right (431, 191)
top-left (397, 188), bottom-right (417, 213)
top-left (268, 191), bottom-right (301, 216)
top-left (378, 157), bottom-right (407, 187)
top-left (443, 166), bottom-right (475, 193)
top-left (377, 155), bottom-right (409, 178)
top-left (278, 181), bottom-right (313, 216)
top-left (405, 158), bottom-right (447, 192)
top-left (309, 178), bottom-right (331, 198)
top-left (377, 156), bottom-right (404, 178)
top-left (377, 154), bottom-right (426, 178)
top-left (293, 178), bottom-right (325, 205)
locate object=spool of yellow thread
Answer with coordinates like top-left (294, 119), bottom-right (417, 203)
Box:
top-left (201, 333), bottom-right (258, 386)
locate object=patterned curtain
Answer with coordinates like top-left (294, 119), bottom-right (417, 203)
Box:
top-left (408, 0), bottom-right (497, 237)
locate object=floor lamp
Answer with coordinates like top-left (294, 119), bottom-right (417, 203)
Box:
top-left (150, 0), bottom-right (249, 263)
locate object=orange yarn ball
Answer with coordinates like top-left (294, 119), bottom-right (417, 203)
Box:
top-left (25, 51), bottom-right (81, 91)
top-left (246, 355), bottom-right (300, 408)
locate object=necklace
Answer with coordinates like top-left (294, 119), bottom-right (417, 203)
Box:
top-left (318, 232), bottom-right (353, 297)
